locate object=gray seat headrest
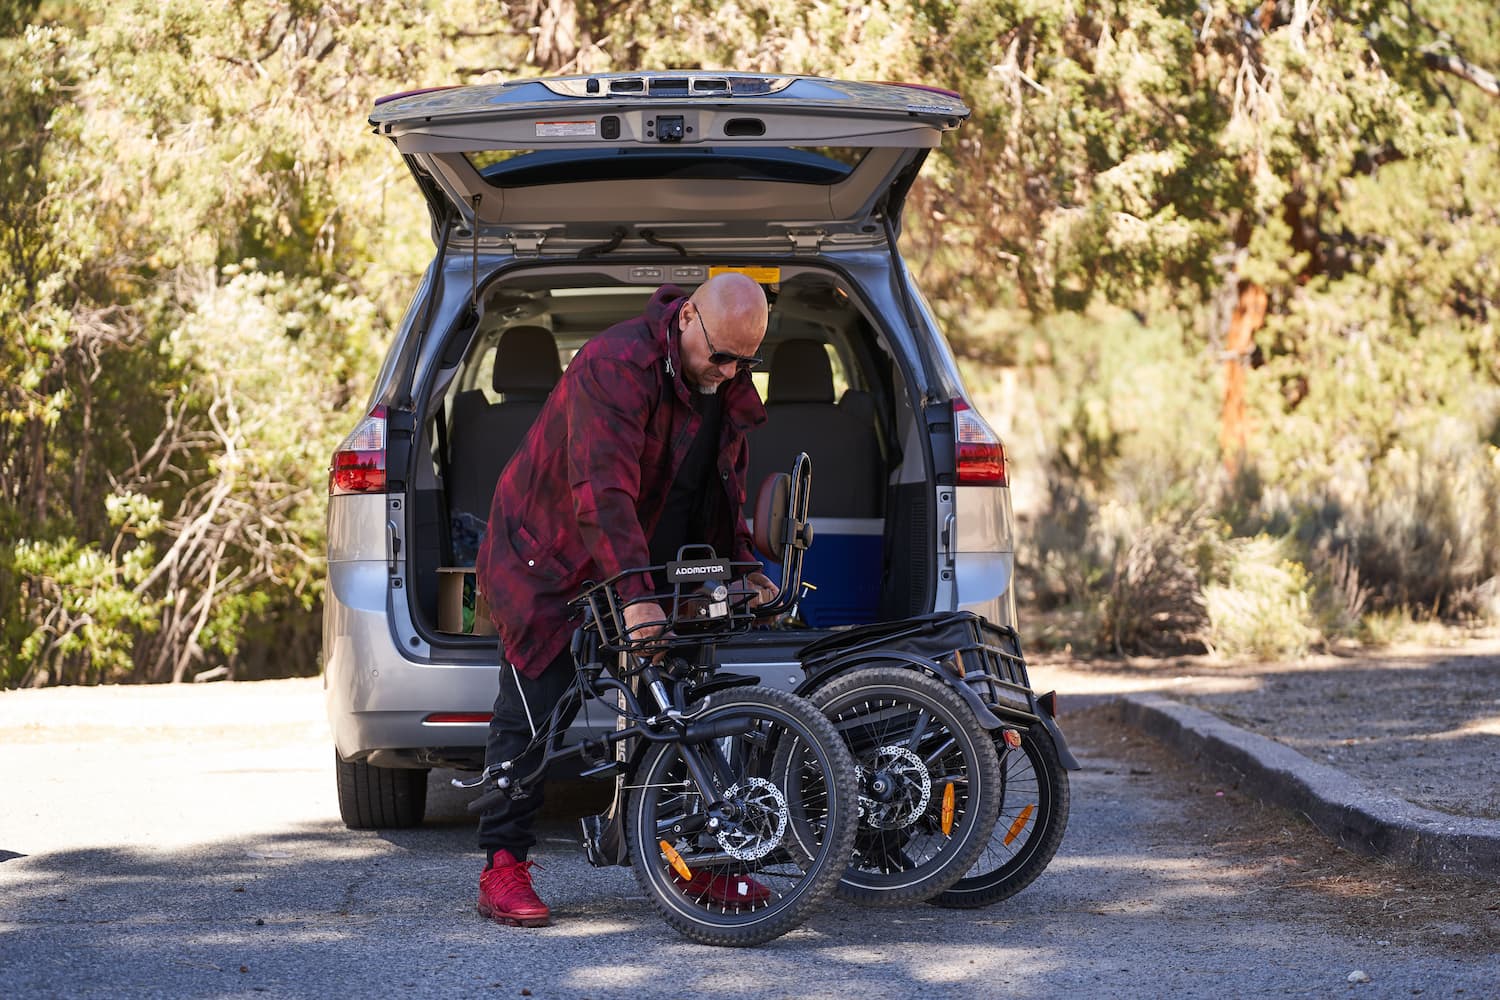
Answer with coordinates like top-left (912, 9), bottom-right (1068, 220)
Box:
top-left (839, 388), bottom-right (875, 424)
top-left (493, 325), bottom-right (561, 397)
top-left (767, 339), bottom-right (835, 404)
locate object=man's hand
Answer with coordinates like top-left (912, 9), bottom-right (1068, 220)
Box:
top-left (622, 600), bottom-right (668, 643)
top-left (744, 571), bottom-right (780, 609)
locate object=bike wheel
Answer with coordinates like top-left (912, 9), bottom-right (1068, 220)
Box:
top-left (624, 685), bottom-right (858, 947)
top-left (927, 721), bottom-right (1070, 909)
top-left (808, 667), bottom-right (1003, 905)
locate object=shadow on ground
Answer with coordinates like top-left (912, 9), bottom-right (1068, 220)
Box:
top-left (4, 699), bottom-right (1499, 998)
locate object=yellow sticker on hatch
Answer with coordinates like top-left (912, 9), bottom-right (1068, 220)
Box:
top-left (709, 266), bottom-right (781, 286)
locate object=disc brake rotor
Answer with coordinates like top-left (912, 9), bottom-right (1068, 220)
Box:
top-left (716, 777), bottom-right (790, 862)
top-left (858, 745), bottom-right (932, 830)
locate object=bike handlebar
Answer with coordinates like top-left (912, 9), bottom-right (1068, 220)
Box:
top-left (466, 783), bottom-right (511, 815)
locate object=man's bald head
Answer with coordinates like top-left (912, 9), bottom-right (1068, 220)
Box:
top-left (677, 273), bottom-right (770, 394)
top-left (690, 272), bottom-right (769, 349)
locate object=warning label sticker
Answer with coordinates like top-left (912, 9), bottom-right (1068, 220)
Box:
top-left (535, 120), bottom-right (598, 138)
top-left (709, 265), bottom-right (782, 286)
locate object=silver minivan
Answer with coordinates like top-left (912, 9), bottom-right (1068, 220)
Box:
top-left (324, 72), bottom-right (1016, 828)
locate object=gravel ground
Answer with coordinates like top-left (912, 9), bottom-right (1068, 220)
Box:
top-left (1030, 631), bottom-right (1500, 821)
top-left (1069, 702), bottom-right (1500, 963)
top-left (3, 676), bottom-right (1497, 997)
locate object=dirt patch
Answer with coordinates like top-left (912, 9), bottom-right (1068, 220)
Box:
top-left (1035, 634), bottom-right (1500, 820)
top-left (1069, 703), bottom-right (1500, 958)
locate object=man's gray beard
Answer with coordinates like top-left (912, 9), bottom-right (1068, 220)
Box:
top-left (694, 382), bottom-right (719, 396)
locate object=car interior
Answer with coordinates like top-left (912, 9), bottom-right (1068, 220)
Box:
top-left (409, 265), bottom-right (936, 639)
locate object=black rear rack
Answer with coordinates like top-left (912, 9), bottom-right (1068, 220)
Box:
top-left (797, 610), bottom-right (1037, 721)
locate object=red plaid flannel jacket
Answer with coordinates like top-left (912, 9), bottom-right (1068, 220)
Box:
top-left (475, 285), bottom-right (766, 678)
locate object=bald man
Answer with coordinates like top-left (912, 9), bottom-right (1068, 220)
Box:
top-left (472, 275), bottom-right (779, 927)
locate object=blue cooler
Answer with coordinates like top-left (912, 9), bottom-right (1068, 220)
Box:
top-left (762, 517), bottom-right (884, 626)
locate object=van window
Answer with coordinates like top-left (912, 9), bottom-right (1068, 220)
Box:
top-left (468, 147), bottom-right (871, 187)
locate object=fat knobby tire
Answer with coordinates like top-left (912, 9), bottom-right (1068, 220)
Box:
top-left (624, 685), bottom-right (858, 947)
top-left (808, 666), bottom-right (1003, 905)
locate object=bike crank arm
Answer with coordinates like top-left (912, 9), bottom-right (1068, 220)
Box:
top-left (656, 813), bottom-right (711, 839)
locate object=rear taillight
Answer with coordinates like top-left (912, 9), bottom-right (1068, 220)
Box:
top-left (329, 405), bottom-right (387, 496)
top-left (953, 398), bottom-right (1008, 486)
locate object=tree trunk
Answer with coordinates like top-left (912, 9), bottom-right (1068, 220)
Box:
top-left (1220, 282), bottom-right (1267, 474)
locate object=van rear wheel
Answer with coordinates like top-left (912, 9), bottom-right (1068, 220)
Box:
top-left (335, 751), bottom-right (428, 829)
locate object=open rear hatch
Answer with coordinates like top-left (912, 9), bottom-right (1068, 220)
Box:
top-left (370, 73), bottom-right (969, 252)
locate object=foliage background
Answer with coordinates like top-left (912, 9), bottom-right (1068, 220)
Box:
top-left (2, 0), bottom-right (1497, 684)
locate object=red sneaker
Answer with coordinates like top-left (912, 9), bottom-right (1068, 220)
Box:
top-left (478, 850), bottom-right (551, 927)
top-left (673, 870), bottom-right (773, 906)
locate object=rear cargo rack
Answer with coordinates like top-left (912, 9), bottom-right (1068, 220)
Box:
top-left (796, 611), bottom-right (1038, 721)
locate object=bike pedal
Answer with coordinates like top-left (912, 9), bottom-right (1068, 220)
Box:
top-left (580, 811), bottom-right (630, 868)
top-left (578, 758), bottom-right (624, 778)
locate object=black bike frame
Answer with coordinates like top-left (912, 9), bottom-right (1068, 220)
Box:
top-left (464, 453), bottom-right (831, 840)
top-left (463, 555), bottom-right (771, 827)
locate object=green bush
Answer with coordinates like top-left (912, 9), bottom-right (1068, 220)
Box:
top-left (6, 2), bottom-right (1498, 681)
top-left (1353, 420), bottom-right (1500, 616)
top-left (996, 304), bottom-right (1228, 655)
top-left (1201, 535), bottom-right (1316, 659)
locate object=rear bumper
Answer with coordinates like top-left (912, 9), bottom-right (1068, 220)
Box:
top-left (323, 556), bottom-right (501, 763)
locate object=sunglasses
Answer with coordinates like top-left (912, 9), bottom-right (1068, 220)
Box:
top-left (693, 304), bottom-right (763, 372)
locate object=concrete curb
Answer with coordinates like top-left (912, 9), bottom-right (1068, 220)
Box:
top-left (1116, 692), bottom-right (1500, 878)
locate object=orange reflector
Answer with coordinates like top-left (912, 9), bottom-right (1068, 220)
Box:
top-left (940, 782), bottom-right (956, 836)
top-left (1002, 728), bottom-right (1022, 750)
top-left (1003, 803), bottom-right (1036, 845)
top-left (659, 839), bottom-right (693, 881)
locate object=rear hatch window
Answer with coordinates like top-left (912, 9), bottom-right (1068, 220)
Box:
top-left (469, 146), bottom-right (870, 187)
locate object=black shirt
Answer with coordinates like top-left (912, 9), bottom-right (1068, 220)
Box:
top-left (648, 389), bottom-right (723, 585)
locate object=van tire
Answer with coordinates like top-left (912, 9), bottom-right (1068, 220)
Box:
top-left (335, 752), bottom-right (429, 829)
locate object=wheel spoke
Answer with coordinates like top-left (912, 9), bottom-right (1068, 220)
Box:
top-left (905, 707), bottom-right (932, 749)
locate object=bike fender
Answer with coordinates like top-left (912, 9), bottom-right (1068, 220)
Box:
top-left (580, 809), bottom-right (631, 868)
top-left (1033, 691), bottom-right (1081, 770)
top-left (796, 651), bottom-right (1006, 731)
top-left (582, 736), bottom-right (657, 869)
top-left (684, 671), bottom-right (761, 703)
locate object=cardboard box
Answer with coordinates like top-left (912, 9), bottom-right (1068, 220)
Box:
top-left (437, 567), bottom-right (497, 636)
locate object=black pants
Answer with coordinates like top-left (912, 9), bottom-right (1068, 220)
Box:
top-left (476, 646), bottom-right (582, 860)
